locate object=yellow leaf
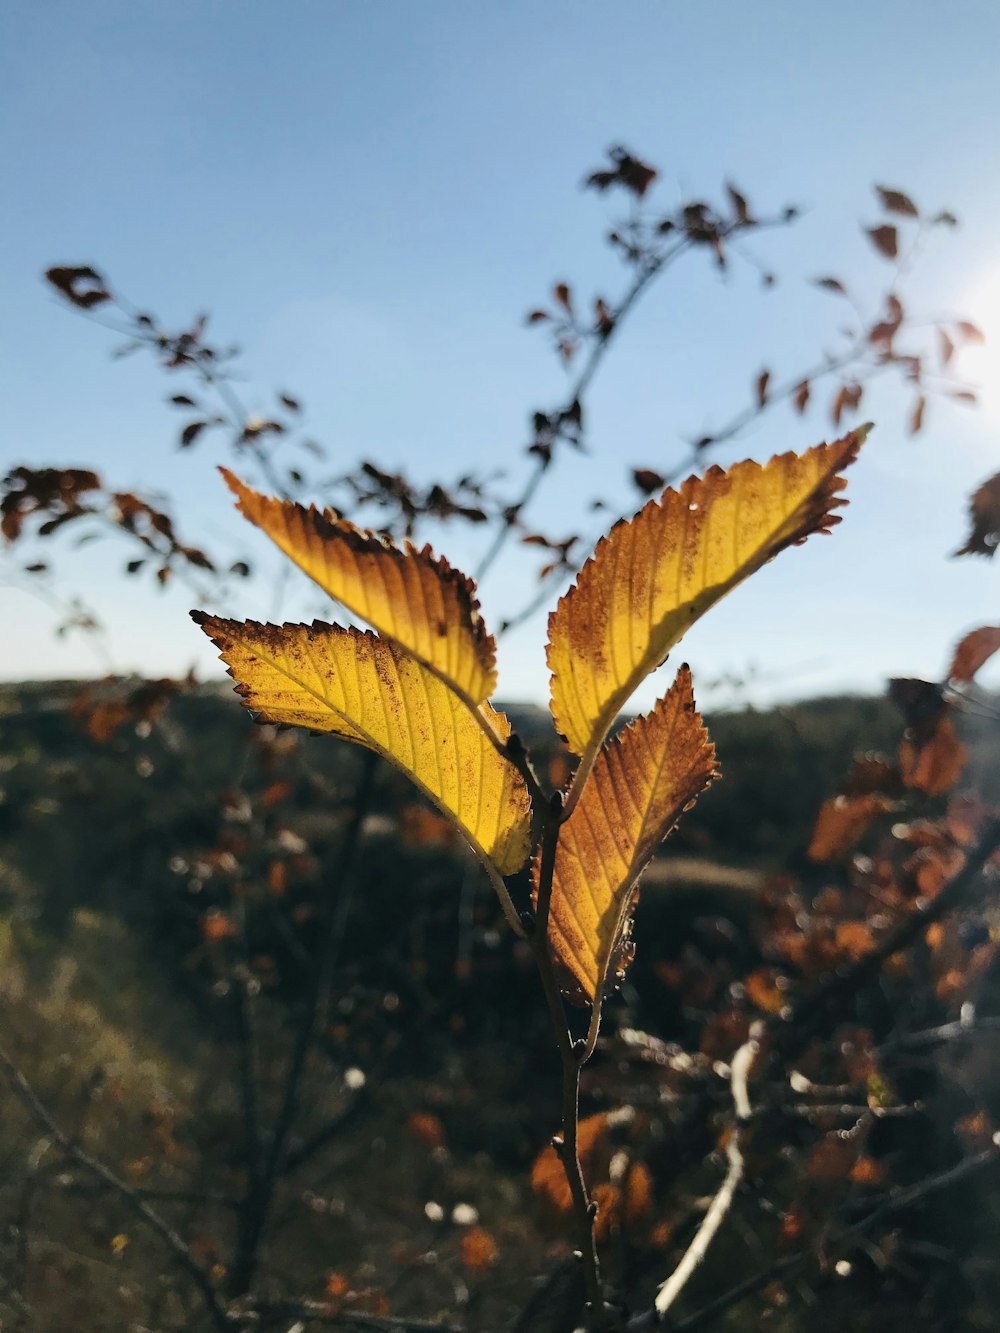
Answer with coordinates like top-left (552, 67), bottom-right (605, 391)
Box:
top-left (547, 430), bottom-right (866, 761)
top-left (221, 469), bottom-right (497, 705)
top-left (541, 666), bottom-right (717, 1003)
top-left (192, 614), bottom-right (531, 874)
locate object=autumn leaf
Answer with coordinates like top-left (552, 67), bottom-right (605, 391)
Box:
top-left (866, 225), bottom-right (899, 260)
top-left (948, 626), bottom-right (1000, 684)
top-left (547, 430), bottom-right (867, 761)
top-left (900, 716), bottom-right (967, 797)
top-left (540, 667), bottom-right (717, 1004)
top-left (954, 471), bottom-right (1000, 558)
top-left (221, 470), bottom-right (497, 706)
top-left (808, 794), bottom-right (892, 863)
top-left (875, 185), bottom-right (919, 218)
top-left (192, 615), bottom-right (531, 874)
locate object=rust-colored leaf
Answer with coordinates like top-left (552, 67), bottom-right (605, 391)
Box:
top-left (899, 716), bottom-right (967, 796)
top-left (875, 185), bottom-right (919, 218)
top-left (948, 625), bottom-right (1000, 684)
top-left (866, 224), bottom-right (899, 260)
top-left (540, 668), bottom-right (717, 1004)
top-left (221, 471), bottom-right (496, 705)
top-left (460, 1227), bottom-right (498, 1272)
top-left (547, 431), bottom-right (866, 760)
top-left (807, 794), bottom-right (893, 862)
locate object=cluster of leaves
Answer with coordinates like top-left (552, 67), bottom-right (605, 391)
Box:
top-left (1, 462), bottom-right (221, 590)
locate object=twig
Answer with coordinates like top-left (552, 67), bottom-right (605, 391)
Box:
top-left (228, 751), bottom-right (378, 1295)
top-left (630, 1143), bottom-right (1000, 1332)
top-left (653, 1033), bottom-right (759, 1319)
top-left (0, 1046), bottom-right (233, 1332)
top-left (244, 1299), bottom-right (463, 1331)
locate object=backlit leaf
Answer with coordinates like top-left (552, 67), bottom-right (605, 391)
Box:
top-left (221, 470), bottom-right (496, 705)
top-left (954, 471), bottom-right (1000, 558)
top-left (192, 614), bottom-right (530, 874)
top-left (948, 625), bottom-right (1000, 684)
top-left (807, 794), bottom-right (893, 863)
top-left (541, 667), bottom-right (717, 1004)
top-left (547, 430), bottom-right (866, 759)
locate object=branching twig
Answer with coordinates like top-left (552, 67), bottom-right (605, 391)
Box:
top-left (653, 1032), bottom-right (759, 1319)
top-left (0, 1046), bottom-right (233, 1332)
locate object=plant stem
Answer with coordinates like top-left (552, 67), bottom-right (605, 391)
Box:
top-left (531, 799), bottom-right (610, 1327)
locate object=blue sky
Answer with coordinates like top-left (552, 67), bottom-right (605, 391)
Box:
top-left (4, 0), bottom-right (1000, 709)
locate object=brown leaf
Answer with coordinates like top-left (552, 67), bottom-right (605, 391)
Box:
top-left (45, 265), bottom-right (111, 309)
top-left (756, 369), bottom-right (771, 407)
top-left (948, 626), bottom-right (1000, 684)
top-left (807, 794), bottom-right (893, 862)
top-left (908, 394), bottom-right (926, 436)
top-left (554, 283), bottom-right (573, 313)
top-left (180, 421), bottom-right (207, 449)
top-left (939, 329), bottom-right (955, 366)
top-left (954, 471), bottom-right (1000, 557)
top-left (900, 716), bottom-right (967, 796)
top-left (957, 320), bottom-right (986, 344)
top-left (632, 467), bottom-right (665, 495)
top-left (460, 1227), bottom-right (498, 1272)
top-left (726, 182), bottom-right (753, 224)
top-left (813, 276), bottom-right (847, 296)
top-left (793, 381), bottom-right (811, 414)
top-left (866, 225), bottom-right (899, 260)
top-left (875, 185), bottom-right (919, 218)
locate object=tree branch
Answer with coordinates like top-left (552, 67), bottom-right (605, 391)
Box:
top-left (0, 1046), bottom-right (233, 1333)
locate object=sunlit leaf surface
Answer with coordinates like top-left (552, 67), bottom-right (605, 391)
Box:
top-left (222, 470), bottom-right (497, 705)
top-left (193, 613), bottom-right (530, 873)
top-left (541, 666), bottom-right (717, 1003)
top-left (547, 429), bottom-right (866, 760)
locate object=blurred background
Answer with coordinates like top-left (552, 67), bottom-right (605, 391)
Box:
top-left (4, 5), bottom-right (1000, 1332)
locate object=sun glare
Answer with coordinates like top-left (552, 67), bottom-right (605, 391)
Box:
top-left (954, 262), bottom-right (1000, 422)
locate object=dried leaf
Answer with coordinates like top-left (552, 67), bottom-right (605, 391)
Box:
top-left (954, 471), bottom-right (1000, 558)
top-left (899, 716), bottom-right (967, 796)
top-left (948, 625), bottom-right (1000, 684)
top-left (726, 182), bottom-right (753, 224)
top-left (180, 421), bottom-right (207, 449)
top-left (908, 394), bottom-right (926, 436)
top-left (540, 668), bottom-right (717, 1004)
top-left (956, 320), bottom-right (986, 345)
top-left (875, 185), bottom-right (919, 218)
top-left (807, 794), bottom-right (892, 862)
top-left (461, 1227), bottom-right (498, 1272)
top-left (221, 471), bottom-right (496, 705)
top-left (756, 369), bottom-right (771, 407)
top-left (547, 431), bottom-right (866, 759)
top-left (554, 283), bottom-right (573, 313)
top-left (866, 225), bottom-right (899, 260)
top-left (813, 277), bottom-right (847, 296)
top-left (45, 265), bottom-right (111, 309)
top-left (793, 381), bottom-right (811, 414)
top-left (192, 615), bottom-right (531, 874)
top-left (632, 468), bottom-right (666, 495)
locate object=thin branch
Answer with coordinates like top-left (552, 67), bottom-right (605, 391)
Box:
top-left (654, 1033), bottom-right (758, 1318)
top-left (629, 1143), bottom-right (1000, 1332)
top-left (0, 1046), bottom-right (233, 1332)
top-left (228, 751), bottom-right (378, 1296)
top-left (244, 1299), bottom-right (463, 1331)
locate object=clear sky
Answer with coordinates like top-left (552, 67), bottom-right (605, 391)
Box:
top-left (4, 0), bottom-right (1000, 710)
